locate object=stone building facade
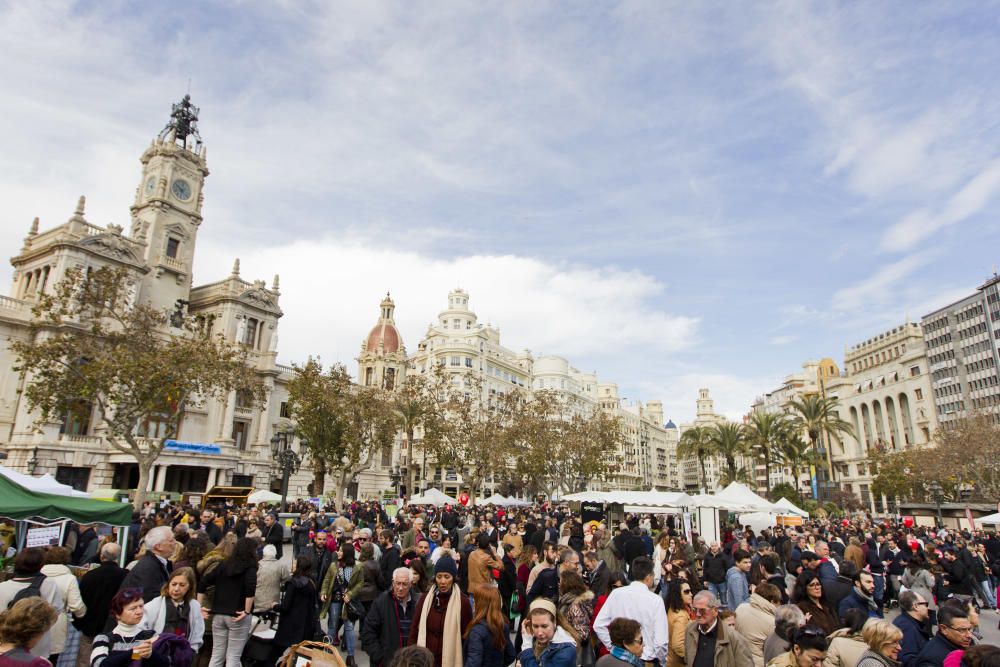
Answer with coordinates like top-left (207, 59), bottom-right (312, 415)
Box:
top-left (824, 322), bottom-right (937, 512)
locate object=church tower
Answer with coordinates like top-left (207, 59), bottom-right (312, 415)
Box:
top-left (358, 293), bottom-right (407, 390)
top-left (129, 95), bottom-right (209, 313)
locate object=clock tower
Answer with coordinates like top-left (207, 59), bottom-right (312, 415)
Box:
top-left (130, 95), bottom-right (209, 313)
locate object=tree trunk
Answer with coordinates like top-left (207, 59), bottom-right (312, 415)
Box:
top-left (334, 469), bottom-right (350, 510)
top-left (133, 457), bottom-right (152, 510)
top-left (698, 458), bottom-right (707, 493)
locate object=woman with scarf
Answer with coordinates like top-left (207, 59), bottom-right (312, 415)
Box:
top-left (792, 572), bottom-right (840, 637)
top-left (595, 617), bottom-right (644, 667)
top-left (142, 567), bottom-right (205, 652)
top-left (91, 588), bottom-right (169, 667)
top-left (408, 555), bottom-right (473, 667)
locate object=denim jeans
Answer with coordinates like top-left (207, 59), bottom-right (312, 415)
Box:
top-left (706, 581), bottom-right (727, 606)
top-left (980, 580), bottom-right (997, 608)
top-left (327, 602), bottom-right (356, 657)
top-left (871, 573), bottom-right (885, 608)
top-left (209, 614), bottom-right (252, 667)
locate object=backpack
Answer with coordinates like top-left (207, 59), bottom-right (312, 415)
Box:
top-left (7, 574), bottom-right (45, 609)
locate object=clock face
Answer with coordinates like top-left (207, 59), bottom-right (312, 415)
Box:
top-left (145, 177), bottom-right (156, 195)
top-left (171, 179), bottom-right (192, 201)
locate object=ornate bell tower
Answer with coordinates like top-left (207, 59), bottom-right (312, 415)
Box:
top-left (130, 95), bottom-right (210, 313)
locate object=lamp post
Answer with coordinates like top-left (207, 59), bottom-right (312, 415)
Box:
top-left (389, 466), bottom-right (401, 498)
top-left (270, 430), bottom-right (303, 513)
top-left (928, 481), bottom-right (944, 528)
top-left (27, 447), bottom-right (38, 475)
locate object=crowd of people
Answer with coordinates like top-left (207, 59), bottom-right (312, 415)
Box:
top-left (2, 496), bottom-right (1000, 667)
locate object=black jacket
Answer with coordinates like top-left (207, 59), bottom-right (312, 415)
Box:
top-left (622, 535), bottom-right (646, 572)
top-left (824, 575), bottom-right (854, 611)
top-left (527, 566), bottom-right (559, 603)
top-left (703, 552), bottom-right (728, 584)
top-left (379, 545), bottom-right (401, 592)
top-left (198, 558), bottom-right (257, 615)
top-left (120, 552), bottom-right (172, 602)
top-left (263, 522), bottom-right (284, 559)
top-left (360, 589), bottom-right (418, 667)
top-left (914, 631), bottom-right (964, 667)
top-left (274, 575), bottom-right (319, 648)
top-left (942, 558), bottom-right (972, 595)
top-left (589, 561), bottom-right (612, 597)
top-left (304, 544), bottom-right (334, 587)
top-left (77, 562), bottom-right (128, 636)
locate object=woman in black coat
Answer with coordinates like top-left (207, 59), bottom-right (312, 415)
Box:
top-left (273, 555), bottom-right (320, 656)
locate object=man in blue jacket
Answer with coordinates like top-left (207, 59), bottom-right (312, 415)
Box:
top-left (893, 591), bottom-right (932, 667)
top-left (838, 569), bottom-right (883, 619)
top-left (725, 549), bottom-right (752, 611)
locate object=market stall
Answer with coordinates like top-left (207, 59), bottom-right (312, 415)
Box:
top-left (0, 472), bottom-right (133, 565)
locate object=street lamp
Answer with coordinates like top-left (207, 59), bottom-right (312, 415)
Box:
top-left (270, 430), bottom-right (303, 513)
top-left (27, 447), bottom-right (38, 475)
top-left (928, 481), bottom-right (944, 528)
top-left (389, 466), bottom-right (401, 497)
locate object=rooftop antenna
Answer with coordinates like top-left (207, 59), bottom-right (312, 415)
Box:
top-left (186, 77), bottom-right (192, 95)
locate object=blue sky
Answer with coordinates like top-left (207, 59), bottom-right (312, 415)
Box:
top-left (2, 2), bottom-right (1000, 423)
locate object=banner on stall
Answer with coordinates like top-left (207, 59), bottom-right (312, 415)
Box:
top-left (581, 502), bottom-right (605, 526)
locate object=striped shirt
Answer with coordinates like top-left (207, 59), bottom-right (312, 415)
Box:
top-left (90, 628), bottom-right (157, 667)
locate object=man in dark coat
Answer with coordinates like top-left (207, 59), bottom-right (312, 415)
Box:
top-left (584, 551), bottom-right (611, 597)
top-left (119, 525), bottom-right (175, 602)
top-left (894, 591), bottom-right (932, 667)
top-left (303, 530), bottom-right (335, 586)
top-left (77, 543), bottom-right (128, 665)
top-left (262, 513), bottom-right (284, 560)
top-left (197, 509), bottom-right (223, 545)
top-left (361, 566), bottom-right (420, 667)
top-left (824, 560), bottom-right (858, 611)
top-left (941, 549), bottom-right (973, 596)
top-left (915, 604), bottom-right (973, 667)
top-left (838, 569), bottom-right (882, 620)
top-left (379, 529), bottom-right (402, 592)
top-left (622, 526), bottom-right (647, 575)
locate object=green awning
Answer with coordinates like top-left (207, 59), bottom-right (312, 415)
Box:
top-left (0, 473), bottom-right (133, 526)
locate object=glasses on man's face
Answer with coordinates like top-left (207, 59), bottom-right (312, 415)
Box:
top-left (913, 601), bottom-right (929, 608)
top-left (693, 607), bottom-right (715, 616)
top-left (945, 625), bottom-right (973, 636)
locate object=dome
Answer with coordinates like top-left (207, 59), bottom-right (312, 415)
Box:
top-left (665, 419), bottom-right (677, 429)
top-left (366, 322), bottom-right (401, 353)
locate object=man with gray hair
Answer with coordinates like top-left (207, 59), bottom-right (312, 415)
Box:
top-left (686, 590), bottom-right (753, 667)
top-left (77, 542), bottom-right (128, 667)
top-left (119, 525), bottom-right (175, 601)
top-left (255, 543), bottom-right (291, 612)
top-left (360, 567), bottom-right (418, 667)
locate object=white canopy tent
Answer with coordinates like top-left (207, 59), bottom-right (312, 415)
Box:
top-left (773, 496), bottom-right (809, 517)
top-left (976, 512), bottom-right (1000, 526)
top-left (0, 467), bottom-right (89, 498)
top-left (477, 493), bottom-right (510, 506)
top-left (409, 488), bottom-right (458, 506)
top-left (562, 490), bottom-right (694, 509)
top-left (712, 482), bottom-right (778, 512)
top-left (247, 489), bottom-right (283, 504)
top-left (502, 496), bottom-right (532, 506)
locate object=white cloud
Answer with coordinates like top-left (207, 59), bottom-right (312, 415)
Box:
top-left (831, 253), bottom-right (931, 312)
top-left (769, 335), bottom-right (798, 346)
top-left (194, 237), bottom-right (700, 368)
top-left (881, 159), bottom-right (1000, 251)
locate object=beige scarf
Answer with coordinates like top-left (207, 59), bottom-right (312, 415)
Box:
top-left (416, 589), bottom-right (463, 667)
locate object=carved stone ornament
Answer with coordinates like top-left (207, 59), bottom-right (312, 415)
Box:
top-left (239, 287), bottom-right (280, 312)
top-left (77, 233), bottom-right (144, 267)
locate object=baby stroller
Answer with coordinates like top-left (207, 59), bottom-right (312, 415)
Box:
top-left (242, 610), bottom-right (279, 667)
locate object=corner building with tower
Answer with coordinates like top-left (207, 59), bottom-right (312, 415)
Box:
top-left (0, 98), bottom-right (315, 500)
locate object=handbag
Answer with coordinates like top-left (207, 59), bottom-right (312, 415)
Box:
top-left (509, 591), bottom-right (520, 622)
top-left (344, 598), bottom-right (365, 622)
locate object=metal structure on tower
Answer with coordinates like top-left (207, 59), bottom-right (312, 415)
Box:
top-left (159, 94), bottom-right (202, 149)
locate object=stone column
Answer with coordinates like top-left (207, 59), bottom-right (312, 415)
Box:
top-left (218, 392), bottom-right (236, 441)
top-left (146, 466), bottom-right (156, 492)
top-left (154, 465), bottom-right (168, 491)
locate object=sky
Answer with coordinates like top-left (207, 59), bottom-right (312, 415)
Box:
top-left (2, 2), bottom-right (1000, 424)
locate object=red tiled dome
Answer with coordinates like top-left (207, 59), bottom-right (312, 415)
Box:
top-left (366, 323), bottom-right (400, 353)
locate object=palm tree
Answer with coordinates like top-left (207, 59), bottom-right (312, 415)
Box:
top-left (778, 434), bottom-right (826, 502)
top-left (746, 412), bottom-right (789, 495)
top-left (787, 394), bottom-right (854, 483)
top-left (710, 422), bottom-right (749, 488)
top-left (395, 397), bottom-right (426, 493)
top-left (677, 425), bottom-right (714, 492)
top-left (718, 466), bottom-right (756, 486)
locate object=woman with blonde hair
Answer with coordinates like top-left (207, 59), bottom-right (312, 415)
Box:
top-left (855, 619), bottom-right (904, 667)
top-left (0, 598), bottom-right (59, 667)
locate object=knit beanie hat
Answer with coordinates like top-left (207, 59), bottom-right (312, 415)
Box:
top-left (435, 554), bottom-right (458, 577)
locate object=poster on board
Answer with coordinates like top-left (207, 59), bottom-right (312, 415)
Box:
top-left (26, 524), bottom-right (63, 548)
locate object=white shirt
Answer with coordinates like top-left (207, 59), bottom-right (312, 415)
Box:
top-left (593, 581), bottom-right (669, 664)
